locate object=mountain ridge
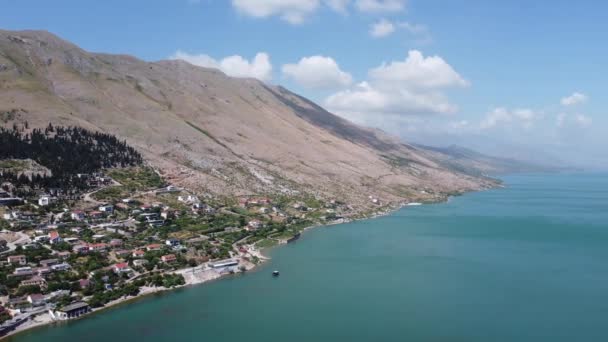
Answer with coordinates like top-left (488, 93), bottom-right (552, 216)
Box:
top-left (0, 29), bottom-right (499, 209)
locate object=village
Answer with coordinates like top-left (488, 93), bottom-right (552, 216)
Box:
top-left (0, 166), bottom-right (364, 337)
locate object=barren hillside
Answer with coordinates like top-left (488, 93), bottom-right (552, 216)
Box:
top-left (0, 29), bottom-right (498, 209)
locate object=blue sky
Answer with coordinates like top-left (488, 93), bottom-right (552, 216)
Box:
top-left (2, 0), bottom-right (606, 167)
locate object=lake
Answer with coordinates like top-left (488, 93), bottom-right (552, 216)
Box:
top-left (9, 173), bottom-right (608, 342)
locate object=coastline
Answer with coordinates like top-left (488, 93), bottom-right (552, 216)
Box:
top-left (0, 196), bottom-right (465, 340)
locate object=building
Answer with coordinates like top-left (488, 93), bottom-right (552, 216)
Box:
top-left (88, 243), bottom-right (108, 253)
top-left (38, 195), bottom-right (56, 206)
top-left (39, 259), bottom-right (59, 268)
top-left (20, 276), bottom-right (47, 289)
top-left (27, 294), bottom-right (46, 306)
top-left (247, 220), bottom-right (262, 231)
top-left (113, 262), bottom-right (131, 274)
top-left (132, 249), bottom-right (145, 258)
top-left (50, 263), bottom-right (71, 272)
top-left (209, 259), bottom-right (239, 269)
top-left (109, 239), bottom-right (123, 248)
top-left (52, 302), bottom-right (91, 320)
top-left (73, 244), bottom-right (89, 254)
top-left (89, 211), bottom-right (104, 219)
top-left (165, 238), bottom-right (180, 247)
top-left (48, 231), bottom-right (62, 244)
top-left (57, 251), bottom-right (71, 259)
top-left (98, 205), bottom-right (114, 213)
top-left (71, 211), bottom-right (85, 221)
top-left (161, 254), bottom-right (177, 263)
top-left (146, 244), bottom-right (163, 251)
top-left (133, 259), bottom-right (149, 267)
top-left (7, 255), bottom-right (27, 265)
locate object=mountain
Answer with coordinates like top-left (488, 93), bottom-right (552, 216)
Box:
top-left (0, 29), bottom-right (498, 209)
top-left (416, 144), bottom-right (559, 176)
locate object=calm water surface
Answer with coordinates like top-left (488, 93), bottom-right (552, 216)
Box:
top-left (9, 173), bottom-right (608, 341)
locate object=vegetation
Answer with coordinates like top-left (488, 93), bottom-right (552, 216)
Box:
top-left (108, 167), bottom-right (165, 191)
top-left (0, 124), bottom-right (142, 193)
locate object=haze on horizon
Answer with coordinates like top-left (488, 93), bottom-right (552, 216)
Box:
top-left (2, 0), bottom-right (605, 169)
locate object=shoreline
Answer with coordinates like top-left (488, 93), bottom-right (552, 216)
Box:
top-left (0, 196), bottom-right (466, 340)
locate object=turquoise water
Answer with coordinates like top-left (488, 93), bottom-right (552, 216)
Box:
top-left (8, 173), bottom-right (608, 341)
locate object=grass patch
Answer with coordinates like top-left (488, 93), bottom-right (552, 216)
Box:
top-left (108, 167), bottom-right (165, 191)
top-left (92, 186), bottom-right (130, 201)
top-left (256, 239), bottom-right (278, 249)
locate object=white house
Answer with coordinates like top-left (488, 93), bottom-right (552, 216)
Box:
top-left (38, 195), bottom-right (56, 206)
top-left (98, 205), bottom-right (114, 213)
top-left (71, 211), bottom-right (85, 221)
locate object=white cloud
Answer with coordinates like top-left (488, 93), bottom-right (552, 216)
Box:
top-left (325, 0), bottom-right (350, 13)
top-left (326, 81), bottom-right (457, 116)
top-left (479, 107), bottom-right (539, 130)
top-left (561, 92), bottom-right (588, 106)
top-left (231, 0), bottom-right (320, 24)
top-left (369, 50), bottom-right (469, 89)
top-left (170, 50), bottom-right (273, 82)
top-left (575, 114), bottom-right (592, 127)
top-left (325, 50), bottom-right (467, 121)
top-left (356, 0), bottom-right (406, 12)
top-left (282, 56), bottom-right (353, 89)
top-left (556, 113), bottom-right (593, 129)
top-left (370, 19), bottom-right (395, 38)
top-left (399, 21), bottom-right (432, 44)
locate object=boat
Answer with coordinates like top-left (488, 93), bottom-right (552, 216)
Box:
top-left (407, 202), bottom-right (422, 206)
top-left (272, 270), bottom-right (280, 277)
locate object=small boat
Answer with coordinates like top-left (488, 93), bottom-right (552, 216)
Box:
top-left (272, 270), bottom-right (280, 277)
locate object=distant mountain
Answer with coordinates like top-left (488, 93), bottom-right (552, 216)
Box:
top-left (0, 29), bottom-right (498, 209)
top-left (415, 144), bottom-right (561, 176)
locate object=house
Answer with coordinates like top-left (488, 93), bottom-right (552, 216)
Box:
top-left (122, 198), bottom-right (134, 204)
top-left (70, 227), bottom-right (83, 234)
top-left (63, 237), bottom-right (80, 244)
top-left (146, 244), bottom-right (163, 251)
top-left (57, 251), bottom-right (71, 259)
top-left (109, 239), bottom-right (123, 248)
top-left (88, 243), bottom-right (108, 253)
top-left (165, 238), bottom-right (180, 247)
top-left (259, 207), bottom-right (269, 214)
top-left (246, 220), bottom-right (262, 231)
top-left (7, 255), bottom-right (27, 265)
top-left (178, 195), bottom-right (198, 203)
top-left (161, 254), bottom-right (177, 263)
top-left (160, 210), bottom-right (175, 220)
top-left (27, 294), bottom-right (47, 306)
top-left (50, 263), bottom-right (71, 272)
top-left (20, 276), bottom-right (47, 289)
top-left (89, 211), bottom-right (104, 220)
top-left (166, 185), bottom-right (180, 192)
top-left (132, 249), bottom-right (145, 258)
top-left (71, 211), bottom-right (85, 221)
top-left (39, 259), bottom-right (59, 268)
top-left (36, 267), bottom-right (51, 276)
top-left (133, 259), bottom-right (149, 267)
top-left (238, 198), bottom-right (249, 208)
top-left (79, 279), bottom-right (91, 289)
top-left (99, 205), bottom-right (114, 213)
top-left (114, 249), bottom-right (130, 258)
top-left (73, 244), bottom-right (89, 254)
top-left (48, 231), bottom-right (62, 244)
top-left (33, 235), bottom-right (49, 243)
top-left (38, 195), bottom-right (56, 206)
top-left (52, 302), bottom-right (91, 320)
top-left (113, 262), bottom-right (131, 274)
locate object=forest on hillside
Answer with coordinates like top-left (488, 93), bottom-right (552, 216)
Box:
top-left (0, 124), bottom-right (142, 193)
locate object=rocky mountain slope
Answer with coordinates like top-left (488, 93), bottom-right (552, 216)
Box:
top-left (0, 29), bottom-right (498, 209)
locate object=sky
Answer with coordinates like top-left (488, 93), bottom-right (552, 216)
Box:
top-left (2, 0), bottom-right (607, 168)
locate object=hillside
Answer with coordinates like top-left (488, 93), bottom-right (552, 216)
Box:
top-left (0, 29), bottom-right (498, 209)
top-left (416, 144), bottom-right (558, 176)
